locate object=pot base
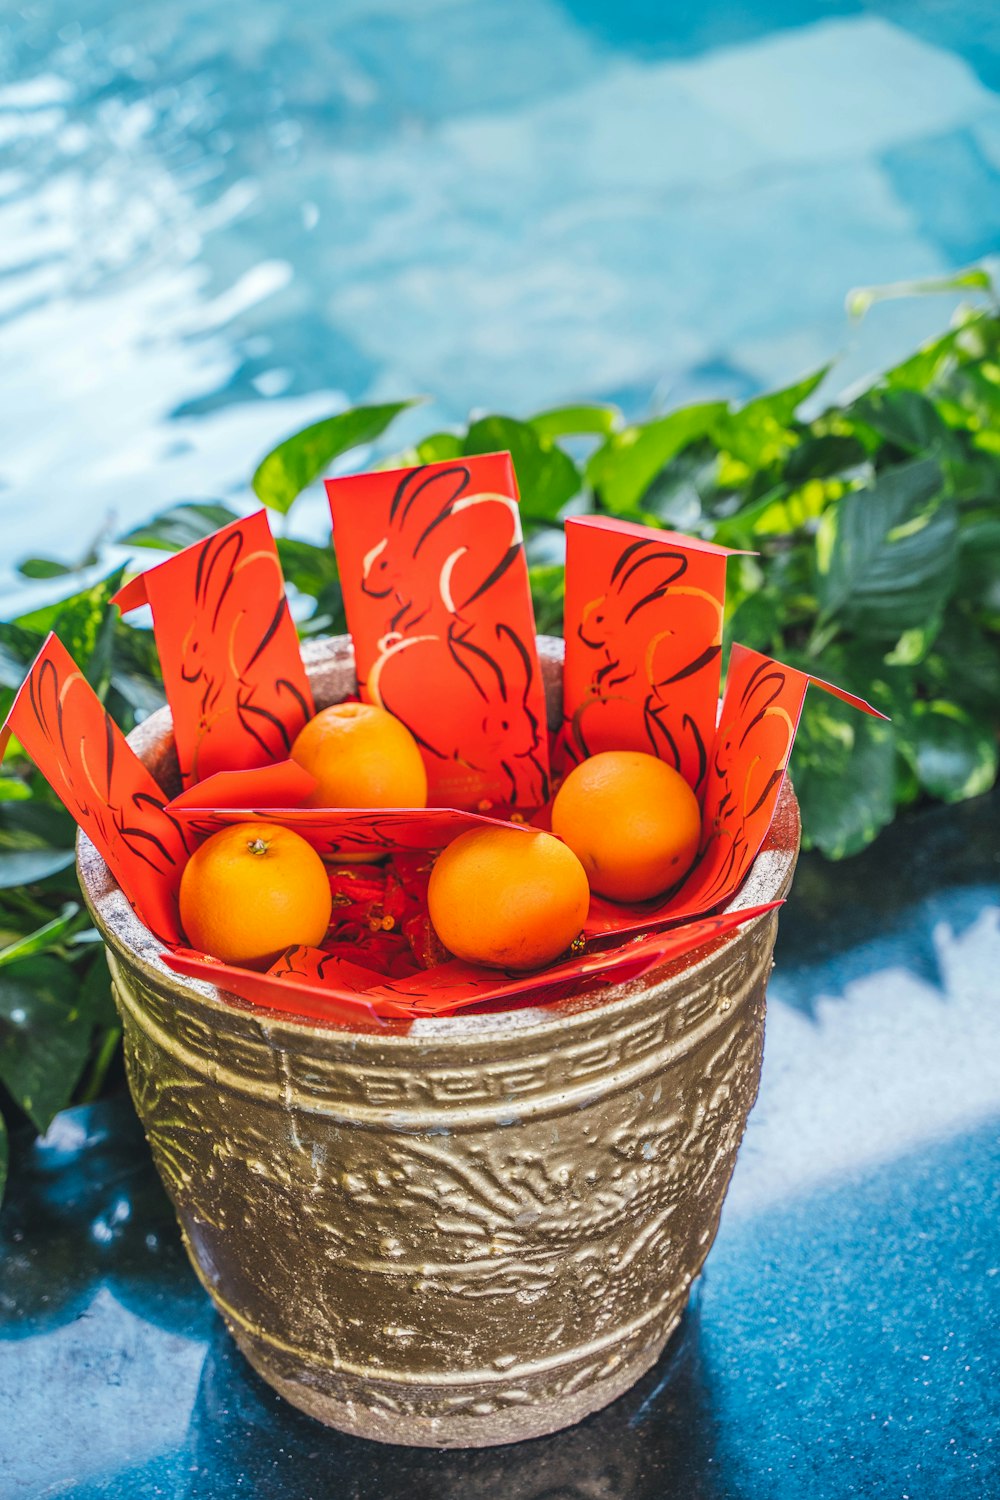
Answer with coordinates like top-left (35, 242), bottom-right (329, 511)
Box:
top-left (230, 1315), bottom-right (681, 1448)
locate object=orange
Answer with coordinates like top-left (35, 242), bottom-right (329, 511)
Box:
top-left (291, 701), bottom-right (427, 809)
top-left (551, 750), bottom-right (701, 903)
top-left (428, 826), bottom-right (590, 971)
top-left (180, 822), bottom-right (332, 966)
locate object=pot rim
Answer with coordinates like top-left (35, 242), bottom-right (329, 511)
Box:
top-left (76, 635), bottom-right (800, 1049)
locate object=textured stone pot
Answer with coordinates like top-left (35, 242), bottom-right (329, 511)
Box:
top-left (78, 635), bottom-right (799, 1449)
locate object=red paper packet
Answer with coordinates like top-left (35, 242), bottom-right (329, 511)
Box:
top-left (113, 510), bottom-right (313, 787)
top-left (560, 516), bottom-right (745, 794)
top-left (326, 453), bottom-right (550, 811)
top-left (583, 643), bottom-right (887, 939)
top-left (0, 634), bottom-right (188, 944)
top-left (164, 900), bottom-right (782, 1021)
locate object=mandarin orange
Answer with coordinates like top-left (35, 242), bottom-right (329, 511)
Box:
top-left (428, 826), bottom-right (590, 971)
top-left (551, 750), bottom-right (701, 903)
top-left (291, 701), bottom-right (427, 809)
top-left (179, 822), bottom-right (332, 966)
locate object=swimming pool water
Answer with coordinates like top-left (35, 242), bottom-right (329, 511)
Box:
top-left (2, 0), bottom-right (999, 593)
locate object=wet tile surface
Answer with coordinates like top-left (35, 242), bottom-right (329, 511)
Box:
top-left (2, 790), bottom-right (998, 1497)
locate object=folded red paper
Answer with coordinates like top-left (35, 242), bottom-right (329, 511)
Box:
top-left (326, 453), bottom-right (551, 811)
top-left (165, 798), bottom-right (534, 862)
top-left (163, 901), bottom-right (783, 1021)
top-left (0, 633), bottom-right (189, 945)
top-left (3, 465), bottom-right (889, 1034)
top-left (113, 510), bottom-right (313, 788)
top-left (561, 516), bottom-right (746, 795)
top-left (583, 642), bottom-right (887, 940)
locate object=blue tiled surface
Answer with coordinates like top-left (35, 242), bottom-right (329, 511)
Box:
top-left (1, 2), bottom-right (1000, 593)
top-left (1, 790), bottom-right (998, 1497)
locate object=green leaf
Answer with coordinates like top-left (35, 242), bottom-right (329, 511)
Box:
top-left (13, 568), bottom-right (125, 679)
top-left (0, 1113), bottom-right (7, 1206)
top-left (714, 368), bottom-right (830, 468)
top-left (463, 415), bottom-right (581, 522)
top-left (119, 502), bottom-right (240, 552)
top-left (901, 700), bottom-right (998, 803)
top-left (587, 401), bottom-right (726, 515)
top-left (783, 433), bottom-right (869, 484)
top-left (78, 948), bottom-right (116, 1029)
top-left (252, 401), bottom-right (418, 514)
top-left (0, 903), bottom-right (83, 967)
top-left (276, 537), bottom-right (345, 635)
top-left (846, 266), bottom-right (995, 320)
top-left (792, 692), bottom-right (897, 858)
top-left (0, 956), bottom-right (93, 1131)
top-left (920, 612), bottom-right (1000, 708)
top-left (642, 445), bottom-right (718, 532)
top-left (816, 459), bottom-right (957, 636)
top-left (851, 389), bottom-right (954, 455)
top-left (725, 589), bottom-right (784, 656)
top-left (16, 557), bottom-right (77, 580)
top-left (0, 850), bottom-right (76, 888)
top-left (528, 564), bottom-right (565, 636)
top-left (528, 404), bottom-right (622, 440)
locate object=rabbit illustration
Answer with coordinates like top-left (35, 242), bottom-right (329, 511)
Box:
top-left (685, 655), bottom-right (796, 910)
top-left (370, 619), bottom-right (549, 807)
top-left (569, 537), bottom-right (723, 790)
top-left (351, 462), bottom-right (546, 807)
top-left (21, 643), bottom-right (188, 942)
top-left (177, 527), bottom-right (311, 783)
top-left (361, 464), bottom-right (524, 635)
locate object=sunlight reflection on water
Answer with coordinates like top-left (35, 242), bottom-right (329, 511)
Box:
top-left (2, 1), bottom-right (999, 599)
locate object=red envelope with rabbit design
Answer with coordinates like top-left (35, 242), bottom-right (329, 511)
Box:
top-left (164, 901), bottom-right (784, 1021)
top-left (583, 643), bottom-right (886, 940)
top-left (5, 470), bottom-right (888, 1030)
top-left (326, 454), bottom-right (550, 811)
top-left (560, 516), bottom-right (743, 795)
top-left (0, 634), bottom-right (188, 944)
top-left (113, 510), bottom-right (313, 788)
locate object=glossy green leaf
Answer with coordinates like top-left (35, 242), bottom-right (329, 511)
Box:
top-left (816, 459), bottom-right (957, 636)
top-left (851, 389), bottom-right (954, 455)
top-left (16, 557), bottom-right (77, 580)
top-left (0, 904), bottom-right (82, 967)
top-left (0, 850), bottom-right (76, 889)
top-left (252, 400), bottom-right (418, 513)
top-left (713, 368), bottom-right (829, 468)
top-left (587, 401), bottom-right (726, 515)
top-left (78, 949), bottom-right (116, 1029)
top-left (528, 404), bottom-right (622, 440)
top-left (901, 701), bottom-right (998, 804)
top-left (119, 502), bottom-right (240, 552)
top-left (846, 267), bottom-right (995, 320)
top-left (792, 692), bottom-right (898, 858)
top-left (464, 415), bottom-right (581, 521)
top-left (14, 568), bottom-right (125, 678)
top-left (528, 564), bottom-right (565, 637)
top-left (0, 956), bottom-right (93, 1131)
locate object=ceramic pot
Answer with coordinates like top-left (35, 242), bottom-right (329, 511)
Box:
top-left (77, 635), bottom-right (799, 1449)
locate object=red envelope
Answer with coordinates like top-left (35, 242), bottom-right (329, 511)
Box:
top-left (0, 634), bottom-right (189, 944)
top-left (325, 453), bottom-right (550, 811)
top-left (167, 759), bottom-right (318, 810)
top-left (165, 801), bottom-right (534, 862)
top-left (164, 947), bottom-right (399, 1028)
top-left (583, 644), bottom-right (887, 940)
top-left (561, 516), bottom-right (744, 794)
top-left (164, 901), bottom-right (782, 1021)
top-left (113, 510), bottom-right (313, 787)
